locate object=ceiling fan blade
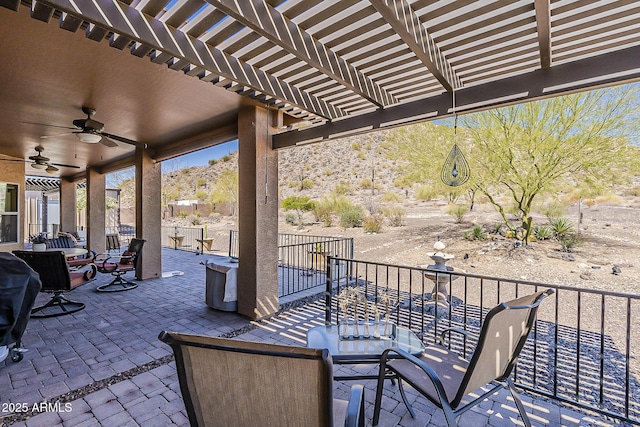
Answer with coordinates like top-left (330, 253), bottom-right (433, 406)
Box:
top-left (99, 136), bottom-right (119, 148)
top-left (51, 162), bottom-right (80, 169)
top-left (20, 121), bottom-right (77, 130)
top-left (0, 158), bottom-right (28, 163)
top-left (102, 132), bottom-right (147, 149)
top-left (41, 132), bottom-right (75, 139)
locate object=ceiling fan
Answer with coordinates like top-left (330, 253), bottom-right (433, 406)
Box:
top-left (0, 146), bottom-right (80, 174)
top-left (39, 106), bottom-right (146, 149)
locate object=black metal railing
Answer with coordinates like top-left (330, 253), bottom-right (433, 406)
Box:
top-left (105, 225), bottom-right (136, 246)
top-left (325, 256), bottom-right (640, 424)
top-left (229, 231), bottom-right (354, 297)
top-left (26, 223), bottom-right (59, 241)
top-left (161, 226), bottom-right (204, 252)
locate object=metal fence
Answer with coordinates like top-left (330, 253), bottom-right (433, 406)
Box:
top-left (229, 231), bottom-right (354, 297)
top-left (161, 226), bottom-right (205, 251)
top-left (105, 225), bottom-right (136, 245)
top-left (26, 223), bottom-right (59, 240)
top-left (325, 256), bottom-right (640, 424)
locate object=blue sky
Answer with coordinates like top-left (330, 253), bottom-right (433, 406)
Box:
top-left (173, 139), bottom-right (238, 168)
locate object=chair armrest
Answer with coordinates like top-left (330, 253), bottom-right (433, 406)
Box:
top-left (380, 347), bottom-right (451, 406)
top-left (345, 384), bottom-right (365, 427)
top-left (438, 327), bottom-right (476, 346)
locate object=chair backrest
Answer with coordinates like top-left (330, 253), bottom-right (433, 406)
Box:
top-left (12, 250), bottom-right (74, 292)
top-left (453, 289), bottom-right (554, 406)
top-left (125, 239), bottom-right (145, 269)
top-left (106, 234), bottom-right (121, 252)
top-left (159, 331), bottom-right (335, 427)
top-left (45, 236), bottom-right (75, 249)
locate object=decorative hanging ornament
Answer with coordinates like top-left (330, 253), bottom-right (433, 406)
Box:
top-left (441, 91), bottom-right (470, 187)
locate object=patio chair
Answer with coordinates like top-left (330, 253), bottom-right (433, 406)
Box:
top-left (12, 250), bottom-right (93, 318)
top-left (46, 235), bottom-right (97, 272)
top-left (95, 238), bottom-right (145, 292)
top-left (373, 288), bottom-right (554, 427)
top-left (159, 331), bottom-right (365, 427)
top-left (106, 233), bottom-right (121, 254)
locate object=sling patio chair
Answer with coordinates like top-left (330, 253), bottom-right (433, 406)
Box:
top-left (373, 288), bottom-right (554, 427)
top-left (159, 331), bottom-right (365, 427)
top-left (95, 238), bottom-right (145, 292)
top-left (12, 250), bottom-right (95, 318)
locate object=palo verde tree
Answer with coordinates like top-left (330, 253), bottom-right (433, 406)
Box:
top-left (210, 169), bottom-right (239, 216)
top-left (385, 122), bottom-right (470, 204)
top-left (462, 85), bottom-right (637, 242)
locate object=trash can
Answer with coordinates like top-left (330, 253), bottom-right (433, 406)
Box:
top-left (205, 258), bottom-right (238, 312)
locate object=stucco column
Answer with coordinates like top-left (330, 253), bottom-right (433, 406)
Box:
top-left (135, 148), bottom-right (162, 280)
top-left (59, 177), bottom-right (76, 233)
top-left (237, 106), bottom-right (279, 320)
top-left (86, 167), bottom-right (106, 253)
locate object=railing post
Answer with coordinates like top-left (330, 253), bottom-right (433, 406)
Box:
top-left (325, 255), bottom-right (333, 325)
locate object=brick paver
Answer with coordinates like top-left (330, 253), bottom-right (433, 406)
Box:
top-left (0, 249), bottom-right (628, 426)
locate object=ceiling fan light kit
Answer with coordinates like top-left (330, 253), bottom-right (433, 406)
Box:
top-left (37, 106), bottom-right (144, 148)
top-left (76, 132), bottom-right (102, 143)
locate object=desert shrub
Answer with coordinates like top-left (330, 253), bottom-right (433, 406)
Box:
top-left (415, 185), bottom-right (438, 201)
top-left (333, 181), bottom-right (352, 195)
top-left (392, 176), bottom-right (411, 189)
top-left (312, 198), bottom-right (334, 226)
top-left (550, 217), bottom-right (574, 238)
top-left (357, 151), bottom-right (366, 160)
top-left (493, 222), bottom-right (504, 235)
top-left (363, 215), bottom-right (383, 233)
top-left (208, 159), bottom-right (218, 166)
top-left (221, 154), bottom-right (232, 162)
top-left (339, 206), bottom-right (364, 228)
top-left (446, 204), bottom-right (467, 223)
top-left (533, 225), bottom-right (553, 240)
top-left (195, 189), bottom-right (208, 200)
top-left (189, 215), bottom-right (201, 226)
top-left (285, 213), bottom-right (297, 225)
top-left (383, 205), bottom-right (405, 226)
top-left (381, 191), bottom-right (402, 203)
top-left (178, 211), bottom-right (189, 218)
top-left (300, 178), bottom-right (314, 190)
top-left (351, 142), bottom-right (362, 151)
top-left (359, 179), bottom-right (373, 189)
top-left (465, 225), bottom-right (486, 241)
top-left (196, 177), bottom-right (207, 187)
top-left (323, 169), bottom-right (334, 176)
top-left (558, 232), bottom-right (583, 252)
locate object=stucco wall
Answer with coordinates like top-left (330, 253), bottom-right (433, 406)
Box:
top-left (0, 158), bottom-right (25, 253)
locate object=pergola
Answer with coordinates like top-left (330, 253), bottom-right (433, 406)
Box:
top-left (1, 0), bottom-right (639, 319)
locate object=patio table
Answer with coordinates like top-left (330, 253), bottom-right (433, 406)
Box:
top-left (306, 324), bottom-right (424, 381)
top-left (28, 248), bottom-right (88, 259)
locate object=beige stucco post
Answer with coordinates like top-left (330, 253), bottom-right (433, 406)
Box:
top-left (135, 147), bottom-right (162, 280)
top-left (86, 167), bottom-right (106, 254)
top-left (59, 177), bottom-right (76, 233)
top-left (237, 106), bottom-right (279, 320)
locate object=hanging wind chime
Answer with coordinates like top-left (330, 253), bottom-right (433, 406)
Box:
top-left (441, 90), bottom-right (470, 187)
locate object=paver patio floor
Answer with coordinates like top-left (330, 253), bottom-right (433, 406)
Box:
top-left (0, 248), bottom-right (626, 426)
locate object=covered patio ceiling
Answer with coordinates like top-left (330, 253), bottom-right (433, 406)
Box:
top-left (1, 0), bottom-right (640, 178)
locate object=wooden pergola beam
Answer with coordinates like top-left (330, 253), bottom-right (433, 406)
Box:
top-left (370, 0), bottom-right (460, 92)
top-left (206, 0), bottom-right (396, 108)
top-left (535, 0), bottom-right (552, 69)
